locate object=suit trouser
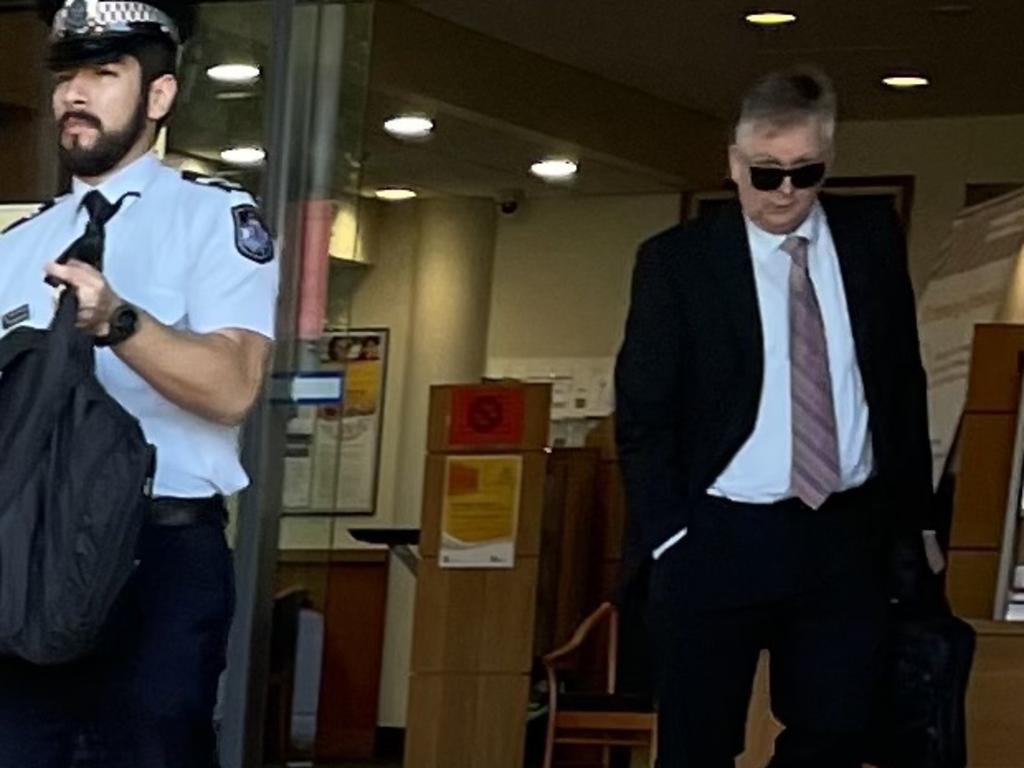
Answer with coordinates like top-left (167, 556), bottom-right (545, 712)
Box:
top-left (647, 482), bottom-right (888, 768)
top-left (0, 507), bottom-right (234, 768)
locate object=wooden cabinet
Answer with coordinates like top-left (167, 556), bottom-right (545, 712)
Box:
top-left (948, 325), bottom-right (1024, 619)
top-left (274, 549), bottom-right (389, 761)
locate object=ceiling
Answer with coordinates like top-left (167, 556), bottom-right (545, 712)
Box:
top-left (169, 2), bottom-right (683, 199)
top-left (358, 92), bottom-right (682, 199)
top-left (404, 0), bottom-right (1024, 121)
top-left (6, 0), bottom-right (1021, 204)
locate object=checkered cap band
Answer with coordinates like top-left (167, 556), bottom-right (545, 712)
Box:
top-left (52, 0), bottom-right (180, 45)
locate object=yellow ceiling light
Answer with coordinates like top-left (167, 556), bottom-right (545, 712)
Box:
top-left (374, 188), bottom-right (418, 202)
top-left (882, 75), bottom-right (931, 89)
top-left (206, 64), bottom-right (261, 85)
top-left (745, 11), bottom-right (797, 25)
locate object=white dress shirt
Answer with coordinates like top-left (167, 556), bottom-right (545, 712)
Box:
top-left (654, 203), bottom-right (873, 559)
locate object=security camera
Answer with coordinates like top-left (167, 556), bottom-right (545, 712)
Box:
top-left (498, 190), bottom-right (524, 216)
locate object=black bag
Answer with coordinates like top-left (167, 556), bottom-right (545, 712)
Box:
top-left (0, 293), bottom-right (154, 665)
top-left (869, 608), bottom-right (976, 768)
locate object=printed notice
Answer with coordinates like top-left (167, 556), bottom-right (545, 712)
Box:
top-left (440, 455), bottom-right (523, 569)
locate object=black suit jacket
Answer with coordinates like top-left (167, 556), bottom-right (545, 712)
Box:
top-left (614, 194), bottom-right (934, 595)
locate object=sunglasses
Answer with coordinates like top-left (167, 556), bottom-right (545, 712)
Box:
top-left (748, 162), bottom-right (826, 192)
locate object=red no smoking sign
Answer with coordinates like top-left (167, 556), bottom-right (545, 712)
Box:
top-left (449, 386), bottom-right (525, 446)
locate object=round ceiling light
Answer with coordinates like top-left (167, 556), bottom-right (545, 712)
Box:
top-left (882, 75), bottom-right (931, 89)
top-left (530, 158), bottom-right (579, 181)
top-left (375, 188), bottom-right (418, 202)
top-left (206, 64), bottom-right (261, 85)
top-left (384, 115), bottom-right (435, 139)
top-left (220, 145), bottom-right (266, 166)
top-left (745, 11), bottom-right (797, 25)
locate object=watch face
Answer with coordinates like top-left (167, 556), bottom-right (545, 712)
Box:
top-left (113, 305), bottom-right (137, 337)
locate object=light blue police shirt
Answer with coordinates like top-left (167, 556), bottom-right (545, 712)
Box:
top-left (0, 152), bottom-right (279, 497)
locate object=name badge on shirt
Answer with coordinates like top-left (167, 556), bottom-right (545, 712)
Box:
top-left (2, 304), bottom-right (29, 330)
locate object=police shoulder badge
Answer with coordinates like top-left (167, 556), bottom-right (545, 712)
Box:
top-left (232, 204), bottom-right (274, 264)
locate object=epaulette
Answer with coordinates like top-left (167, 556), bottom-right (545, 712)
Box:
top-left (1, 197), bottom-right (62, 235)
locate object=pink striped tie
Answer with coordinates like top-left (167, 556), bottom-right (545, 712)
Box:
top-left (784, 235), bottom-right (841, 509)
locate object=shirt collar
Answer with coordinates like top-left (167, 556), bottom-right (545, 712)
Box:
top-left (70, 151), bottom-right (163, 214)
top-left (745, 202), bottom-right (823, 265)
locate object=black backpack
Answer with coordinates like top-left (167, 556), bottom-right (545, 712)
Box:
top-left (0, 292), bottom-right (154, 665)
top-left (869, 605), bottom-right (976, 768)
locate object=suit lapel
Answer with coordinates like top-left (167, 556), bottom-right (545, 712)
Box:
top-left (820, 195), bottom-right (875, 382)
top-left (708, 203), bottom-right (763, 376)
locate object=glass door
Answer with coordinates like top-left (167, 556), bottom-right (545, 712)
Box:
top-left (168, 1), bottom-right (373, 764)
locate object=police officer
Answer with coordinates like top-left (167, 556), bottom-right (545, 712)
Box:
top-left (0, 0), bottom-right (278, 765)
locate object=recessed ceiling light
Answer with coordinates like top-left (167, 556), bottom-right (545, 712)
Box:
top-left (883, 75), bottom-right (931, 89)
top-left (930, 2), bottom-right (973, 14)
top-left (530, 159), bottom-right (579, 181)
top-left (375, 188), bottom-right (417, 202)
top-left (220, 146), bottom-right (266, 166)
top-left (215, 91), bottom-right (256, 101)
top-left (745, 11), bottom-right (797, 25)
top-left (384, 115), bottom-right (435, 139)
top-left (206, 64), bottom-right (261, 85)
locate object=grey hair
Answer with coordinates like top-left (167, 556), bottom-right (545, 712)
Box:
top-left (734, 68), bottom-right (837, 147)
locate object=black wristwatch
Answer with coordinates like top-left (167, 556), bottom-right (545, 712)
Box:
top-left (95, 303), bottom-right (140, 348)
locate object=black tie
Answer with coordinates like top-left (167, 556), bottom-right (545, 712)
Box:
top-left (46, 191), bottom-right (133, 286)
top-left (76, 190), bottom-right (127, 270)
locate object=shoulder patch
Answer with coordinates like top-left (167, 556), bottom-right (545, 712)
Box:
top-left (1, 198), bottom-right (59, 235)
top-left (233, 204), bottom-right (274, 264)
top-left (182, 170), bottom-right (244, 193)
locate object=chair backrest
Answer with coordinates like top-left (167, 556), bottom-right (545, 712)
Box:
top-left (606, 605), bottom-right (619, 695)
top-left (545, 601), bottom-right (621, 694)
top-left (269, 587), bottom-right (310, 677)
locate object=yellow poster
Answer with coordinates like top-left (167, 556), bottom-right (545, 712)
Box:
top-left (440, 455), bottom-right (522, 569)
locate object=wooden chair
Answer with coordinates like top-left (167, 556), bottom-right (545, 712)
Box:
top-left (542, 601), bottom-right (657, 768)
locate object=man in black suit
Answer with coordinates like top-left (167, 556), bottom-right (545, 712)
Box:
top-left (615, 69), bottom-right (937, 767)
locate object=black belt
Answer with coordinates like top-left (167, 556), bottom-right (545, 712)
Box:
top-left (149, 495), bottom-right (227, 527)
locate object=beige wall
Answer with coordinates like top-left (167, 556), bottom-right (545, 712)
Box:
top-left (835, 115), bottom-right (1024, 290)
top-left (295, 197), bottom-right (498, 727)
top-left (488, 194), bottom-right (682, 360)
top-left (486, 116), bottom-right (1024, 364)
top-left (276, 200), bottom-right (420, 549)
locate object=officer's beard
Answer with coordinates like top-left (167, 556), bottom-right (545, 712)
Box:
top-left (57, 97), bottom-right (148, 179)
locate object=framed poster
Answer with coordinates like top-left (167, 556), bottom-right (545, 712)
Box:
top-left (281, 328), bottom-right (388, 516)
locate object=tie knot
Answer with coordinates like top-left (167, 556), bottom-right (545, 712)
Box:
top-left (782, 235), bottom-right (809, 269)
top-left (81, 190), bottom-right (117, 228)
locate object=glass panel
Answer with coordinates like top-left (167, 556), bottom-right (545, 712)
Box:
top-left (169, 1), bottom-right (374, 764)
